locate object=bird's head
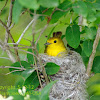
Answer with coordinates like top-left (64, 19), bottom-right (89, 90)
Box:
top-left (44, 37), bottom-right (65, 48)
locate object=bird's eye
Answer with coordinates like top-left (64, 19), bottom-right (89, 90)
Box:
top-left (54, 40), bottom-right (57, 43)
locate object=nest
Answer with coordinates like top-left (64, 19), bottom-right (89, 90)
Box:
top-left (40, 51), bottom-right (88, 100)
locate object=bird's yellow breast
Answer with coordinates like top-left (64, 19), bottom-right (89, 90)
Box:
top-left (44, 37), bottom-right (68, 57)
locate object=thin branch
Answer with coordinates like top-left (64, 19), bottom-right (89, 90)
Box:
top-left (18, 49), bottom-right (39, 59)
top-left (0, 19), bottom-right (20, 62)
top-left (42, 8), bottom-right (49, 13)
top-left (0, 19), bottom-right (14, 43)
top-left (35, 24), bottom-right (49, 46)
top-left (56, 7), bottom-right (71, 12)
top-left (0, 57), bottom-right (11, 60)
top-left (8, 45), bottom-right (35, 49)
top-left (0, 0), bottom-right (8, 15)
top-left (5, 0), bottom-right (13, 43)
top-left (78, 15), bottom-right (83, 32)
top-left (9, 23), bottom-right (15, 30)
top-left (0, 39), bottom-right (3, 48)
top-left (6, 49), bottom-right (16, 62)
top-left (16, 18), bottom-right (36, 44)
top-left (5, 69), bottom-right (23, 75)
top-left (7, 0), bottom-right (13, 27)
top-left (35, 7), bottom-right (57, 46)
top-left (0, 66), bottom-right (26, 70)
top-left (34, 55), bottom-right (43, 88)
top-left (0, 31), bottom-right (16, 63)
top-left (86, 24), bottom-right (100, 76)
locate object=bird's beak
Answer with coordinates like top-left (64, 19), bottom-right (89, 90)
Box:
top-left (44, 42), bottom-right (51, 45)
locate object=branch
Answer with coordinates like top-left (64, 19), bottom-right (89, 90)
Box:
top-left (16, 18), bottom-right (36, 44)
top-left (35, 24), bottom-right (49, 46)
top-left (0, 66), bottom-right (26, 70)
top-left (0, 57), bottom-right (11, 60)
top-left (5, 69), bottom-right (23, 75)
top-left (78, 15), bottom-right (83, 32)
top-left (56, 7), bottom-right (71, 12)
top-left (5, 0), bottom-right (13, 43)
top-left (6, 49), bottom-right (16, 62)
top-left (86, 24), bottom-right (100, 76)
top-left (0, 19), bottom-right (20, 62)
top-left (0, 0), bottom-right (8, 15)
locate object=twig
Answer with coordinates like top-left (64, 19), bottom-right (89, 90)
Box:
top-left (0, 19), bottom-right (20, 62)
top-left (0, 66), bottom-right (26, 70)
top-left (0, 0), bottom-right (20, 62)
top-left (0, 39), bottom-right (3, 48)
top-left (18, 49), bottom-right (38, 59)
top-left (56, 7), bottom-right (71, 12)
top-left (9, 23), bottom-right (15, 30)
top-left (34, 55), bottom-right (43, 88)
top-left (5, 69), bottom-right (23, 75)
top-left (8, 45), bottom-right (35, 49)
top-left (0, 57), bottom-right (11, 60)
top-left (42, 8), bottom-right (49, 13)
top-left (35, 24), bottom-right (49, 46)
top-left (6, 49), bottom-right (16, 62)
top-left (16, 18), bottom-right (36, 44)
top-left (0, 0), bottom-right (8, 15)
top-left (5, 0), bottom-right (13, 43)
top-left (78, 15), bottom-right (83, 32)
top-left (28, 10), bottom-right (48, 17)
top-left (31, 12), bottom-right (43, 88)
top-left (86, 24), bottom-right (100, 76)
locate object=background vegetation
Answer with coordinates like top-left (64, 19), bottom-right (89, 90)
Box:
top-left (0, 0), bottom-right (100, 100)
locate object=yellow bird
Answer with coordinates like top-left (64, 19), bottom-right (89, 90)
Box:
top-left (44, 32), bottom-right (68, 57)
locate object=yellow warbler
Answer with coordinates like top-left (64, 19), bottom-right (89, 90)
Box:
top-left (44, 32), bottom-right (68, 57)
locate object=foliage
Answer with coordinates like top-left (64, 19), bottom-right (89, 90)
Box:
top-left (0, 0), bottom-right (100, 99)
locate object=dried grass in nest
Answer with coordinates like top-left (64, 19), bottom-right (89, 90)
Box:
top-left (40, 51), bottom-right (88, 100)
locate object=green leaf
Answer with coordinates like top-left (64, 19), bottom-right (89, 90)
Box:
top-left (45, 62), bottom-right (60, 75)
top-left (21, 68), bottom-right (35, 80)
top-left (36, 43), bottom-right (39, 52)
top-left (0, 0), bottom-right (4, 1)
top-left (87, 73), bottom-right (100, 87)
top-left (72, 1), bottom-right (88, 17)
top-left (85, 27), bottom-right (97, 40)
top-left (93, 1), bottom-right (100, 10)
top-left (86, 2), bottom-right (96, 22)
top-left (83, 40), bottom-right (93, 57)
top-left (10, 61), bottom-right (30, 75)
top-left (38, 0), bottom-right (59, 8)
top-left (50, 0), bottom-right (71, 23)
top-left (24, 71), bottom-right (39, 90)
top-left (27, 48), bottom-right (34, 65)
top-left (18, 0), bottom-right (39, 10)
top-left (47, 25), bottom-right (58, 40)
top-left (81, 51), bottom-right (89, 66)
top-left (74, 45), bottom-right (82, 54)
top-left (97, 41), bottom-right (100, 52)
top-left (65, 24), bottom-right (80, 48)
top-left (20, 61), bottom-right (31, 68)
top-left (92, 56), bottom-right (100, 73)
top-left (90, 95), bottom-right (100, 100)
top-left (84, 40), bottom-right (94, 57)
top-left (15, 77), bottom-right (24, 88)
top-left (95, 12), bottom-right (100, 24)
top-left (61, 35), bottom-right (65, 40)
top-left (8, 88), bottom-right (24, 100)
top-left (12, 0), bottom-right (23, 23)
top-left (40, 81), bottom-right (57, 100)
top-left (58, 0), bottom-right (72, 10)
top-left (87, 73), bottom-right (100, 96)
top-left (87, 11), bottom-right (96, 22)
